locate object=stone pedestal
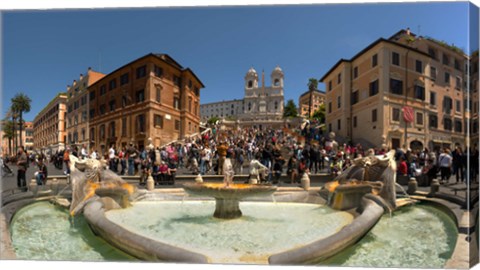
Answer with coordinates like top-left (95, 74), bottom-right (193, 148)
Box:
top-left (147, 174), bottom-right (155, 191)
top-left (407, 177), bottom-right (418, 195)
top-left (51, 178), bottom-right (59, 195)
top-left (213, 198), bottom-right (242, 219)
top-left (301, 173), bottom-right (310, 190)
top-left (29, 179), bottom-right (38, 196)
top-left (429, 178), bottom-right (440, 196)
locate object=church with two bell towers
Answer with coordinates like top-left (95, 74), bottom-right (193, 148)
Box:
top-left (200, 66), bottom-right (285, 126)
top-left (241, 66), bottom-right (285, 121)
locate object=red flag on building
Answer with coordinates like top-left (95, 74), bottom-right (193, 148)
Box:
top-left (402, 106), bottom-right (414, 123)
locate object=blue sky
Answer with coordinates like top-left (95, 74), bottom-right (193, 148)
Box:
top-left (1, 1), bottom-right (477, 122)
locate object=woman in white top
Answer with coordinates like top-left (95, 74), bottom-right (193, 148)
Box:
top-left (438, 148), bottom-right (452, 184)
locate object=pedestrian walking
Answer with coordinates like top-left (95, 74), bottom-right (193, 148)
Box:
top-left (16, 146), bottom-right (28, 191)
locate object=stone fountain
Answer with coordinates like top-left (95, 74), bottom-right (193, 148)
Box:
top-left (183, 158), bottom-right (277, 219)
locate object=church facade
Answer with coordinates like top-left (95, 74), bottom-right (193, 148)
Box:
top-left (200, 67), bottom-right (285, 124)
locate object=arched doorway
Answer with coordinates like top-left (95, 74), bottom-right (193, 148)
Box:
top-left (410, 140), bottom-right (423, 151)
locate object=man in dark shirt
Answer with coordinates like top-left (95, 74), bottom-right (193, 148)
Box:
top-left (16, 146), bottom-right (28, 191)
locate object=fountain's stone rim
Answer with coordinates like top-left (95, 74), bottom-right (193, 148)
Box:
top-left (182, 182), bottom-right (277, 199)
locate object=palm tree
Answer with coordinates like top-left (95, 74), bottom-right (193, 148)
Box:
top-left (307, 78), bottom-right (318, 117)
top-left (2, 119), bottom-right (14, 156)
top-left (5, 108), bottom-right (17, 154)
top-left (11, 93), bottom-right (32, 150)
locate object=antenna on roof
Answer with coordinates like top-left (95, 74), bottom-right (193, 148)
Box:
top-left (417, 25), bottom-right (421, 37)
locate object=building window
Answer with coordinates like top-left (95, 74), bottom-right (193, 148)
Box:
top-left (89, 90), bottom-right (96, 101)
top-left (372, 109), bottom-right (377, 122)
top-left (248, 80), bottom-right (253, 88)
top-left (414, 85), bottom-right (425, 100)
top-left (328, 102), bottom-right (332, 113)
top-left (392, 52), bottom-right (400, 66)
top-left (194, 102), bottom-right (198, 116)
top-left (122, 118), bottom-right (127, 137)
top-left (120, 73), bottom-right (129, 85)
top-left (122, 96), bottom-right (128, 107)
top-left (392, 108), bottom-right (400, 122)
top-left (353, 116), bottom-right (357, 128)
top-left (99, 104), bottom-right (106, 115)
top-left (90, 128), bottom-right (95, 141)
top-left (351, 91), bottom-right (359, 105)
top-left (428, 47), bottom-right (437, 59)
top-left (175, 120), bottom-right (180, 130)
top-left (100, 85), bottom-right (107, 96)
top-left (89, 109), bottom-right (95, 119)
top-left (136, 89), bottom-right (145, 103)
top-left (337, 73), bottom-right (341, 84)
top-left (328, 81), bottom-right (332, 91)
top-left (337, 119), bottom-right (341, 130)
top-left (444, 72), bottom-right (450, 84)
top-left (156, 87), bottom-right (161, 103)
top-left (430, 66), bottom-right (437, 81)
top-left (454, 120), bottom-right (462, 133)
top-left (109, 99), bottom-right (116, 112)
top-left (248, 102), bottom-right (251, 111)
top-left (154, 114), bottom-right (163, 128)
top-left (337, 96), bottom-right (341, 108)
top-left (416, 112), bottom-right (423, 125)
top-left (442, 54), bottom-right (449, 65)
top-left (194, 87), bottom-right (200, 96)
top-left (173, 76), bottom-right (181, 87)
top-left (456, 100), bottom-right (461, 113)
top-left (372, 54), bottom-right (378, 67)
top-left (109, 79), bottom-right (117, 90)
top-left (430, 92), bottom-right (436, 106)
top-left (137, 114), bottom-right (145, 133)
top-left (188, 97), bottom-right (192, 112)
top-left (415, 60), bottom-right (423, 73)
top-left (429, 115), bottom-right (438, 129)
top-left (443, 97), bottom-right (453, 113)
top-left (274, 79), bottom-right (280, 86)
top-left (328, 123), bottom-right (332, 133)
top-left (109, 121), bottom-right (116, 138)
top-left (443, 118), bottom-right (452, 131)
top-left (455, 77), bottom-right (461, 89)
top-left (174, 97), bottom-right (180, 110)
top-left (369, 80), bottom-right (379, 96)
top-left (454, 59), bottom-right (461, 71)
top-left (154, 65), bottom-right (163, 77)
top-left (100, 124), bottom-right (105, 140)
top-left (136, 65), bottom-right (147, 79)
top-left (390, 79), bottom-right (403, 95)
top-left (353, 67), bottom-right (358, 79)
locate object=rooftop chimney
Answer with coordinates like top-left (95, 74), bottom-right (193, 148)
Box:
top-left (67, 85), bottom-right (70, 91)
top-left (406, 27), bottom-right (411, 36)
top-left (73, 80), bottom-right (77, 86)
top-left (80, 74), bottom-right (83, 80)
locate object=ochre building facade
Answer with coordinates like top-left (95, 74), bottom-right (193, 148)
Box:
top-left (88, 53), bottom-right (204, 154)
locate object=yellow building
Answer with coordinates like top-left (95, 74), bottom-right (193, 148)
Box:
top-left (33, 93), bottom-right (68, 154)
top-left (320, 29), bottom-right (469, 151)
top-left (298, 89), bottom-right (326, 117)
top-left (65, 67), bottom-right (105, 149)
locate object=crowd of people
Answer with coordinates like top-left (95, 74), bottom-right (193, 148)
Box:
top-left (4, 122), bottom-right (479, 191)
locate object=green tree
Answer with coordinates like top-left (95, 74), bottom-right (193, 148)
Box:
top-left (11, 93), bottom-right (32, 149)
top-left (2, 119), bottom-right (15, 156)
top-left (207, 116), bottom-right (220, 125)
top-left (283, 99), bottom-right (298, 118)
top-left (307, 78), bottom-right (318, 117)
top-left (311, 103), bottom-right (326, 123)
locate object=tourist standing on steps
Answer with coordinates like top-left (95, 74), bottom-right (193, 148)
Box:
top-left (438, 148), bottom-right (453, 184)
top-left (16, 146), bottom-right (28, 191)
